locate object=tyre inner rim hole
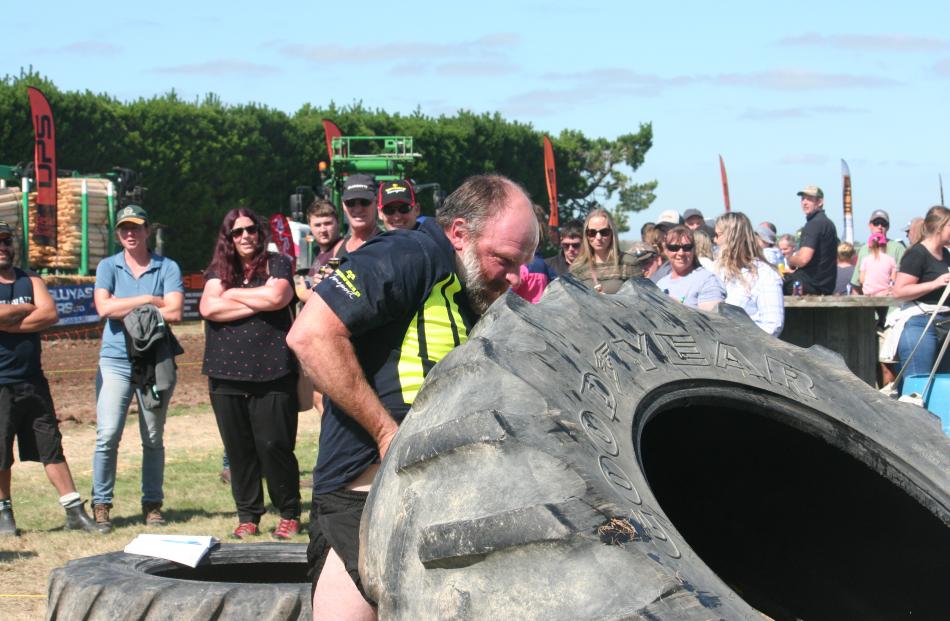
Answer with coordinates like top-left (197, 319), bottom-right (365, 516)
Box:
top-left (152, 561), bottom-right (310, 584)
top-left (640, 402), bottom-right (950, 621)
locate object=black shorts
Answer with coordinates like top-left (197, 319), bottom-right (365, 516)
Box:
top-left (306, 489), bottom-right (371, 601)
top-left (0, 376), bottom-right (65, 469)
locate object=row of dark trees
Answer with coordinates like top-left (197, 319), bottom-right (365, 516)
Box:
top-left (0, 69), bottom-right (656, 271)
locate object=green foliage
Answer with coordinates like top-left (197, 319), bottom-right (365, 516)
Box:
top-left (0, 70), bottom-right (655, 270)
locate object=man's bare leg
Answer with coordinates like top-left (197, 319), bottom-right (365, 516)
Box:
top-left (44, 462), bottom-right (78, 496)
top-left (312, 548), bottom-right (375, 621)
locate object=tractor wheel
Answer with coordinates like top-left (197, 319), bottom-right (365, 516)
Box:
top-left (361, 277), bottom-right (950, 620)
top-left (47, 543), bottom-right (310, 620)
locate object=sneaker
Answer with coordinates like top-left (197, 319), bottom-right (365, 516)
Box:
top-left (66, 501), bottom-right (109, 534)
top-left (143, 502), bottom-right (165, 526)
top-left (0, 504), bottom-right (17, 537)
top-left (231, 522), bottom-right (259, 540)
top-left (93, 503), bottom-right (113, 533)
top-left (272, 518), bottom-right (300, 541)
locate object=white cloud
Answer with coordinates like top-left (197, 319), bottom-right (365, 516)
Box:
top-left (152, 59), bottom-right (277, 77)
top-left (780, 32), bottom-right (950, 52)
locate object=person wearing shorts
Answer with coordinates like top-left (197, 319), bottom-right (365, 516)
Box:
top-left (0, 220), bottom-right (102, 535)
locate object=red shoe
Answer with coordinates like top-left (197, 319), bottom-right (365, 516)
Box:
top-left (231, 522), bottom-right (259, 540)
top-left (272, 518), bottom-right (300, 541)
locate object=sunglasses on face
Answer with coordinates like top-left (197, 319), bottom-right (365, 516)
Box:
top-left (230, 224), bottom-right (259, 239)
top-left (871, 219), bottom-right (888, 227)
top-left (344, 198), bottom-right (372, 208)
top-left (666, 243), bottom-right (694, 252)
top-left (0, 237), bottom-right (12, 247)
top-left (586, 228), bottom-right (612, 238)
top-left (381, 203), bottom-right (413, 216)
top-left (561, 242), bottom-right (582, 250)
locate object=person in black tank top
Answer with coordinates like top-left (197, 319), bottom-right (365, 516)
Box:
top-left (0, 221), bottom-right (104, 535)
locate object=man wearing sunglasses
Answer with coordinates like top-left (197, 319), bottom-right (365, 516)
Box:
top-left (849, 209), bottom-right (905, 295)
top-left (545, 219), bottom-right (583, 276)
top-left (288, 174), bottom-right (538, 620)
top-left (377, 179), bottom-right (420, 231)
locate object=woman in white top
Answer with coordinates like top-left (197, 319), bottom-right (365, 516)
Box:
top-left (713, 212), bottom-right (785, 337)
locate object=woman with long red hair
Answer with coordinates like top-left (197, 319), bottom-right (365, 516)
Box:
top-left (199, 207), bottom-right (302, 540)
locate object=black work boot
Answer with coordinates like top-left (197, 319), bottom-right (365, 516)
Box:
top-left (0, 501), bottom-right (17, 537)
top-left (66, 501), bottom-right (108, 534)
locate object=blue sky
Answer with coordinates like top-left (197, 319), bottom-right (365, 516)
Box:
top-left (5, 0), bottom-right (949, 241)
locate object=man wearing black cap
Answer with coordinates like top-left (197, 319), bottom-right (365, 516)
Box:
top-left (0, 222), bottom-right (104, 535)
top-left (377, 179), bottom-right (419, 231)
top-left (849, 209), bottom-right (905, 295)
top-left (784, 185), bottom-right (839, 295)
top-left (682, 209), bottom-right (705, 231)
top-left (288, 174), bottom-right (538, 620)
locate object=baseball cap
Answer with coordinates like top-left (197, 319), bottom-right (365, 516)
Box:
top-left (682, 208), bottom-right (704, 221)
top-left (656, 210), bottom-right (682, 225)
top-left (342, 174), bottom-right (377, 202)
top-left (869, 209), bottom-right (890, 224)
top-left (115, 204), bottom-right (148, 226)
top-left (0, 221), bottom-right (12, 236)
top-left (756, 226), bottom-right (777, 245)
top-left (378, 179), bottom-right (415, 208)
top-left (796, 185), bottom-right (824, 199)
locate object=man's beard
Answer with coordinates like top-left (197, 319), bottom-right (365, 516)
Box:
top-left (457, 243), bottom-right (507, 315)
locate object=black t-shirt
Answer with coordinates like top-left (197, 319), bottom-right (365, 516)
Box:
top-left (898, 243), bottom-right (950, 305)
top-left (312, 218), bottom-right (477, 495)
top-left (798, 209), bottom-right (839, 294)
top-left (202, 253), bottom-right (298, 382)
top-left (0, 268), bottom-right (41, 383)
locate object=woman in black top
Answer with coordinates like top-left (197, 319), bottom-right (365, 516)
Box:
top-left (892, 205), bottom-right (950, 382)
top-left (199, 208), bottom-right (301, 540)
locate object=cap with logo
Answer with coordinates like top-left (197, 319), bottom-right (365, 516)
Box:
top-left (796, 185), bottom-right (824, 199)
top-left (115, 204), bottom-right (148, 226)
top-left (378, 179), bottom-right (416, 208)
top-left (869, 209), bottom-right (890, 224)
top-left (342, 174), bottom-right (377, 203)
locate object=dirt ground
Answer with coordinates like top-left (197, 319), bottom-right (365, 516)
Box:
top-left (43, 322), bottom-right (209, 424)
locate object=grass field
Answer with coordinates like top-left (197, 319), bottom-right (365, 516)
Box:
top-left (0, 402), bottom-right (320, 620)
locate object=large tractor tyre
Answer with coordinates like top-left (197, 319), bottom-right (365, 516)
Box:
top-left (47, 543), bottom-right (311, 620)
top-left (362, 277), bottom-right (950, 620)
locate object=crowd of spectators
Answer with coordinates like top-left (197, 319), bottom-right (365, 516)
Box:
top-left (3, 171), bottom-right (948, 620)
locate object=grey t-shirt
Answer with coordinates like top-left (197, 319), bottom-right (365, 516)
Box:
top-left (656, 266), bottom-right (725, 308)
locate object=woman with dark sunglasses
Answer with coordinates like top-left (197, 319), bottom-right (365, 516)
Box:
top-left (655, 225), bottom-right (725, 310)
top-left (199, 208), bottom-right (302, 541)
top-left (570, 208), bottom-right (644, 294)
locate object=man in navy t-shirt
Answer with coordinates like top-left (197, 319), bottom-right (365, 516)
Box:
top-left (0, 221), bottom-right (103, 535)
top-left (785, 185), bottom-right (839, 295)
top-left (288, 174), bottom-right (538, 619)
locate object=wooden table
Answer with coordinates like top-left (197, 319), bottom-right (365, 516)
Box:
top-left (780, 296), bottom-right (896, 386)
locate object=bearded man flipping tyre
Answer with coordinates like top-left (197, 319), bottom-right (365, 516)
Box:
top-left (287, 174), bottom-right (538, 620)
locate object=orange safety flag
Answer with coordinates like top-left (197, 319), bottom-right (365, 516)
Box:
top-left (322, 119), bottom-right (342, 161)
top-left (719, 154), bottom-right (731, 213)
top-left (543, 135), bottom-right (559, 228)
top-left (27, 87), bottom-right (57, 246)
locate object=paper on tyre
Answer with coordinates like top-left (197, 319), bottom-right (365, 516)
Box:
top-left (125, 534), bottom-right (220, 568)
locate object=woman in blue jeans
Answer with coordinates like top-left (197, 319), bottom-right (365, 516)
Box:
top-left (893, 205), bottom-right (950, 386)
top-left (91, 205), bottom-right (183, 532)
